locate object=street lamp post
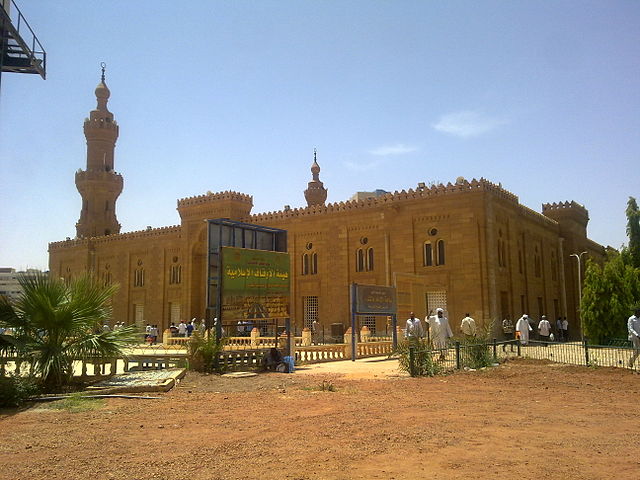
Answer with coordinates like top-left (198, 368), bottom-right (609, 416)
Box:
top-left (570, 251), bottom-right (588, 342)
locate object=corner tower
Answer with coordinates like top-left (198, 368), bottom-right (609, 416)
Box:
top-left (304, 149), bottom-right (328, 207)
top-left (75, 64), bottom-right (123, 238)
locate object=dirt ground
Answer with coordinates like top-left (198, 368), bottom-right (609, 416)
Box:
top-left (1, 358), bottom-right (639, 480)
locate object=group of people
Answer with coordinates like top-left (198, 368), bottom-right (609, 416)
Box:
top-left (405, 308), bottom-right (454, 359)
top-left (144, 324), bottom-right (160, 344)
top-left (501, 315), bottom-right (570, 347)
top-left (169, 318), bottom-right (206, 337)
top-left (405, 310), bottom-right (478, 343)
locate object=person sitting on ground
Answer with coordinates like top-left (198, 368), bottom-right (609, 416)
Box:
top-left (262, 347), bottom-right (285, 371)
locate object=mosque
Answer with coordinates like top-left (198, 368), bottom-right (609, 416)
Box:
top-left (48, 71), bottom-right (606, 338)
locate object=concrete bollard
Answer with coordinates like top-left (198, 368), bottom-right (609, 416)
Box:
top-left (250, 327), bottom-right (260, 348)
top-left (360, 325), bottom-right (371, 343)
top-left (301, 327), bottom-right (312, 346)
top-left (343, 327), bottom-right (357, 359)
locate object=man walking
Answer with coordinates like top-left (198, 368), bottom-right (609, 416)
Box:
top-left (556, 317), bottom-right (564, 342)
top-left (628, 308), bottom-right (640, 368)
top-left (515, 314), bottom-right (533, 346)
top-left (428, 308), bottom-right (453, 359)
top-left (538, 315), bottom-right (552, 345)
top-left (460, 313), bottom-right (477, 339)
top-left (405, 312), bottom-right (424, 339)
top-left (562, 317), bottom-right (569, 342)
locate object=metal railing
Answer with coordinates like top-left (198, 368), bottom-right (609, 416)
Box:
top-left (407, 338), bottom-right (640, 373)
top-left (0, 0), bottom-right (47, 78)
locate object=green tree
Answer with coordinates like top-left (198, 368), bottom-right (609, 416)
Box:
top-left (0, 274), bottom-right (139, 391)
top-left (581, 253), bottom-right (640, 344)
top-left (627, 196), bottom-right (640, 268)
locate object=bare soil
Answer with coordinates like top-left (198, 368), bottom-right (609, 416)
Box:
top-left (1, 358), bottom-right (639, 480)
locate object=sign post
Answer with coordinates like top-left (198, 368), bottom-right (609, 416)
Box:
top-left (349, 283), bottom-right (398, 361)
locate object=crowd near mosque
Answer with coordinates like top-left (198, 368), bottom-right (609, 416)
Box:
top-left (404, 309), bottom-right (583, 349)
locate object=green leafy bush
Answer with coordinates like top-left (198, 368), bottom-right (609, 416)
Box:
top-left (395, 338), bottom-right (444, 377)
top-left (187, 330), bottom-right (226, 373)
top-left (459, 320), bottom-right (495, 369)
top-left (0, 375), bottom-right (40, 408)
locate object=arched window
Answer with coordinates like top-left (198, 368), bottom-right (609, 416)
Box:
top-left (424, 242), bottom-right (433, 267)
top-left (367, 248), bottom-right (374, 271)
top-left (302, 254), bottom-right (310, 275)
top-left (134, 268), bottom-right (145, 287)
top-left (534, 245), bottom-right (541, 278)
top-left (356, 249), bottom-right (365, 272)
top-left (436, 240), bottom-right (445, 266)
top-left (311, 252), bottom-right (318, 275)
top-left (169, 265), bottom-right (182, 284)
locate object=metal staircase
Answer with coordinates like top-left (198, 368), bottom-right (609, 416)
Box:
top-left (1, 0), bottom-right (46, 80)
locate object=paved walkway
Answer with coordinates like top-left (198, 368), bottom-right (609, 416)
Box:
top-left (294, 356), bottom-right (408, 379)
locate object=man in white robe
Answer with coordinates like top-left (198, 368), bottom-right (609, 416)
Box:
top-left (628, 308), bottom-right (640, 368)
top-left (515, 314), bottom-right (533, 345)
top-left (428, 308), bottom-right (453, 358)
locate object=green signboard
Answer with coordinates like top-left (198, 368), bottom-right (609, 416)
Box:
top-left (221, 247), bottom-right (290, 322)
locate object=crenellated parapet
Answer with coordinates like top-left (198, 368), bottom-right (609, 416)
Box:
top-left (91, 225), bottom-right (181, 244)
top-left (177, 190), bottom-right (253, 208)
top-left (252, 177), bottom-right (519, 222)
top-left (49, 225), bottom-right (182, 251)
top-left (542, 200), bottom-right (589, 223)
top-left (177, 190), bottom-right (253, 222)
top-left (542, 200), bottom-right (589, 237)
top-left (49, 237), bottom-right (91, 251)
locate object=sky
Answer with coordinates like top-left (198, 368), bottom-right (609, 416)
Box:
top-left (1, 1), bottom-right (639, 271)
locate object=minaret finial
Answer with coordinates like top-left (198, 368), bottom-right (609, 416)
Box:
top-left (314, 148), bottom-right (317, 162)
top-left (100, 62), bottom-right (106, 83)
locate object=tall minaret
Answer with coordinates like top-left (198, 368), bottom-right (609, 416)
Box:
top-left (304, 149), bottom-right (328, 207)
top-left (75, 63), bottom-right (123, 238)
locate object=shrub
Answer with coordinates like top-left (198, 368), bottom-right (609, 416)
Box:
top-left (0, 375), bottom-right (41, 408)
top-left (459, 320), bottom-right (495, 369)
top-left (187, 330), bottom-right (226, 373)
top-left (395, 338), bottom-right (444, 377)
top-left (460, 337), bottom-right (494, 369)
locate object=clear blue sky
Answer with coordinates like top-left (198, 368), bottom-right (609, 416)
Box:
top-left (1, 1), bottom-right (639, 270)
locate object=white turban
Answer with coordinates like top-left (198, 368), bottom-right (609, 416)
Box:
top-left (436, 308), bottom-right (444, 313)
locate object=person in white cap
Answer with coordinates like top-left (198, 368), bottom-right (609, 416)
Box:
top-left (460, 313), bottom-right (477, 339)
top-left (428, 308), bottom-right (453, 359)
top-left (515, 314), bottom-right (533, 345)
top-left (538, 315), bottom-right (552, 345)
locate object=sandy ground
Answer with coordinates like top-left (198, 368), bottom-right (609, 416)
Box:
top-left (1, 358), bottom-right (639, 480)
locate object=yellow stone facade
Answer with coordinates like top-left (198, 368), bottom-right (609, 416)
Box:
top-left (48, 78), bottom-right (605, 339)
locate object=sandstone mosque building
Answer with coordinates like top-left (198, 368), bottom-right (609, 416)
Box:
top-left (48, 73), bottom-right (606, 338)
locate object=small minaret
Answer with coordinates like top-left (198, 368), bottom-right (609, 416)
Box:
top-left (75, 63), bottom-right (123, 238)
top-left (304, 149), bottom-right (328, 207)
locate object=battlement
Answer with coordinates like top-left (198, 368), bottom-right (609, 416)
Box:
top-left (542, 200), bottom-right (588, 214)
top-left (542, 201), bottom-right (589, 222)
top-left (48, 225), bottom-right (182, 250)
top-left (542, 200), bottom-right (589, 235)
top-left (252, 177), bottom-right (519, 222)
top-left (90, 225), bottom-right (181, 244)
top-left (177, 190), bottom-right (253, 221)
top-left (177, 190), bottom-right (253, 208)
top-left (49, 237), bottom-right (91, 250)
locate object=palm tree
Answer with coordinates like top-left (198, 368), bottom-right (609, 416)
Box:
top-left (0, 273), bottom-right (139, 391)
